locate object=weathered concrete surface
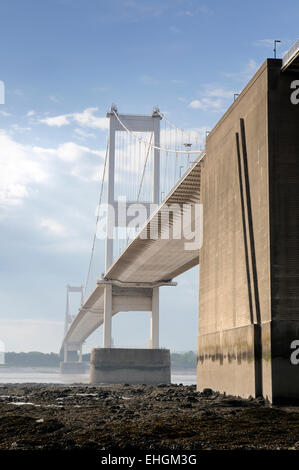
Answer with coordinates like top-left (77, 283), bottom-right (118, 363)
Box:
top-left (197, 325), bottom-right (260, 398)
top-left (268, 60), bottom-right (299, 402)
top-left (197, 59), bottom-right (299, 403)
top-left (60, 362), bottom-right (88, 374)
top-left (90, 348), bottom-right (170, 385)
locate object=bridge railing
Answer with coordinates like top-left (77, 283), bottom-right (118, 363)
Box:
top-left (282, 39), bottom-right (299, 68)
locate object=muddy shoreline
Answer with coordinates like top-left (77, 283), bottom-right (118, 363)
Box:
top-left (0, 383), bottom-right (299, 450)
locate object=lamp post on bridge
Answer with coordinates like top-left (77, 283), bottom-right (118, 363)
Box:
top-left (273, 39), bottom-right (281, 59)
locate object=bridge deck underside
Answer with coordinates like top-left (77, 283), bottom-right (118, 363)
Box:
top-left (62, 159), bottom-right (202, 347)
top-left (282, 43), bottom-right (299, 72)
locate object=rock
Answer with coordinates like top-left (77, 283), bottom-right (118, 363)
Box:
top-left (221, 398), bottom-right (246, 407)
top-left (186, 396), bottom-right (198, 402)
top-left (181, 402), bottom-right (192, 408)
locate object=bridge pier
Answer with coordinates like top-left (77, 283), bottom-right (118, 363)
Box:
top-left (60, 342), bottom-right (87, 374)
top-left (103, 283), bottom-right (112, 348)
top-left (150, 287), bottom-right (159, 349)
top-left (90, 348), bottom-right (170, 385)
top-left (89, 280), bottom-right (173, 384)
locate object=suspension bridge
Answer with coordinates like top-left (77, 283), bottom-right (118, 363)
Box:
top-left (60, 105), bottom-right (205, 381)
top-left (60, 40), bottom-right (299, 403)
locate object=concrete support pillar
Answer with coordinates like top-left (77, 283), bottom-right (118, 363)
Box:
top-left (78, 345), bottom-right (82, 362)
top-left (64, 344), bottom-right (67, 362)
top-left (90, 348), bottom-right (170, 385)
top-left (103, 284), bottom-right (112, 348)
top-left (150, 287), bottom-right (159, 349)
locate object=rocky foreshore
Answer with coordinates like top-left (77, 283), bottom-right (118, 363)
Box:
top-left (0, 383), bottom-right (299, 450)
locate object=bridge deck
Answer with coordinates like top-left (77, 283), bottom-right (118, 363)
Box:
top-left (282, 39), bottom-right (299, 72)
top-left (62, 156), bottom-right (203, 347)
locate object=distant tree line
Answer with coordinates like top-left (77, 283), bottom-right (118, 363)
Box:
top-left (5, 352), bottom-right (60, 367)
top-left (4, 350), bottom-right (197, 369)
top-left (170, 351), bottom-right (196, 369)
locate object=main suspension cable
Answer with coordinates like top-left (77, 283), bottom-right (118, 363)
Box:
top-left (112, 109), bottom-right (204, 155)
top-left (83, 139), bottom-right (109, 299)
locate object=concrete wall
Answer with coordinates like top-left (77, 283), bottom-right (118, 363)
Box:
top-left (90, 348), bottom-right (170, 385)
top-left (267, 60), bottom-right (299, 403)
top-left (197, 59), bottom-right (299, 402)
top-left (197, 60), bottom-right (270, 398)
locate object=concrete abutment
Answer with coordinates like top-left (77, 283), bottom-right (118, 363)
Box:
top-left (197, 58), bottom-right (299, 404)
top-left (89, 348), bottom-right (171, 385)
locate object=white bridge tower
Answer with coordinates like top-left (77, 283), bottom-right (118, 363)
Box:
top-left (101, 105), bottom-right (163, 351)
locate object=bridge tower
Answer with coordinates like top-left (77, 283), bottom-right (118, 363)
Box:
top-left (89, 105), bottom-right (171, 384)
top-left (105, 104), bottom-right (161, 272)
top-left (102, 105), bottom-right (161, 350)
top-left (60, 284), bottom-right (87, 373)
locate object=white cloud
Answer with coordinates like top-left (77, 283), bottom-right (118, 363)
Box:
top-left (0, 132), bottom-right (48, 206)
top-left (70, 162), bottom-right (103, 182)
top-left (223, 59), bottom-right (259, 83)
top-left (0, 131), bottom-right (105, 206)
top-left (72, 107), bottom-right (108, 129)
top-left (57, 142), bottom-right (101, 162)
top-left (11, 123), bottom-right (31, 132)
top-left (74, 128), bottom-right (96, 139)
top-left (189, 97), bottom-right (223, 111)
top-left (205, 87), bottom-right (234, 99)
top-left (33, 141), bottom-right (104, 163)
top-left (40, 107), bottom-right (108, 130)
top-left (189, 61), bottom-right (261, 116)
top-left (40, 218), bottom-right (70, 237)
top-left (0, 110), bottom-right (11, 117)
top-left (188, 85), bottom-right (235, 112)
top-left (253, 39), bottom-right (274, 48)
top-left (40, 114), bottom-right (70, 127)
top-left (26, 110), bottom-right (36, 117)
top-left (160, 126), bottom-right (207, 148)
top-left (189, 100), bottom-right (203, 109)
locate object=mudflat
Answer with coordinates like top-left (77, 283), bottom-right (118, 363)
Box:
top-left (0, 384), bottom-right (298, 450)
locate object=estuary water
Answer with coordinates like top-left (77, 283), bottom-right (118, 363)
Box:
top-left (0, 367), bottom-right (196, 385)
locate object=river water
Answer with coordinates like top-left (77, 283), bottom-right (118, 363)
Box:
top-left (0, 367), bottom-right (196, 385)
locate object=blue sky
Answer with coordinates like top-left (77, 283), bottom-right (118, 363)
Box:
top-left (0, 0), bottom-right (297, 353)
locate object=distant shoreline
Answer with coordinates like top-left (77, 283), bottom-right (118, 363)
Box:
top-left (2, 351), bottom-right (197, 370)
